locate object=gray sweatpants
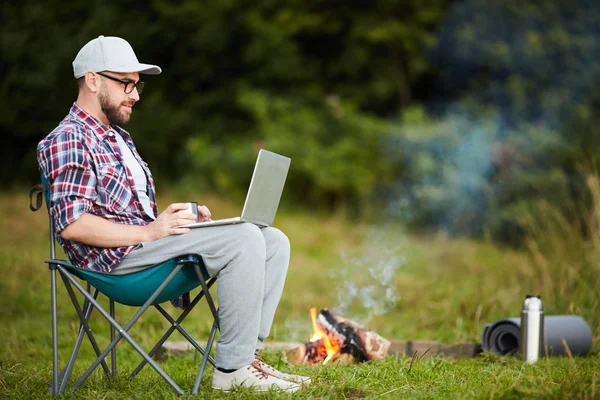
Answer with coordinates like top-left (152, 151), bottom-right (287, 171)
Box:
top-left (112, 222), bottom-right (290, 370)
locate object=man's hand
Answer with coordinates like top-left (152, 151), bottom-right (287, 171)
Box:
top-left (60, 202), bottom-right (212, 248)
top-left (197, 204), bottom-right (212, 222)
top-left (144, 203), bottom-right (199, 242)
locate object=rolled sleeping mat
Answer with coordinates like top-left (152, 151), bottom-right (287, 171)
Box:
top-left (482, 315), bottom-right (593, 356)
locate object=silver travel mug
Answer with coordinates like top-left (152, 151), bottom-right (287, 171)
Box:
top-left (184, 202), bottom-right (199, 222)
top-left (520, 295), bottom-right (544, 364)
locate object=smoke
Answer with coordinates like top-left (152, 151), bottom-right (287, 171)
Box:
top-left (383, 1), bottom-right (600, 239)
top-left (331, 226), bottom-right (407, 325)
top-left (382, 111), bottom-right (505, 236)
top-left (280, 227), bottom-right (406, 341)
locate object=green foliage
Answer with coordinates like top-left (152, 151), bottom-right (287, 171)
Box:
top-left (379, 105), bottom-right (571, 243)
top-left (235, 90), bottom-right (392, 211)
top-left (3, 0), bottom-right (600, 244)
top-left (516, 173), bottom-right (600, 328)
top-left (436, 0), bottom-right (600, 122)
top-left (1, 0), bottom-right (449, 183)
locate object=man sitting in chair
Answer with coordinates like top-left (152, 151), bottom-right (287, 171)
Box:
top-left (37, 35), bottom-right (309, 393)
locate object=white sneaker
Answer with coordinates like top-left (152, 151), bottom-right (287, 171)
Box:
top-left (255, 356), bottom-right (312, 386)
top-left (212, 360), bottom-right (302, 392)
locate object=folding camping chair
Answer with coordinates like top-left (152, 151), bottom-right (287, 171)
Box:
top-left (29, 181), bottom-right (220, 396)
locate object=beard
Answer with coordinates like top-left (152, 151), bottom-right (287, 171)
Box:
top-left (98, 87), bottom-right (132, 126)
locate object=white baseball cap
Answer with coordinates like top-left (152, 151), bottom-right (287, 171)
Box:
top-left (72, 35), bottom-right (162, 79)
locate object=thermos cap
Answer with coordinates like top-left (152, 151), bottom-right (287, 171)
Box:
top-left (523, 295), bottom-right (543, 311)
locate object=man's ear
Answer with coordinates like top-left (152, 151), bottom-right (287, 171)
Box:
top-left (84, 72), bottom-right (100, 93)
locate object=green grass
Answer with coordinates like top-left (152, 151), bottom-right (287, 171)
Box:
top-left (1, 191), bottom-right (598, 399)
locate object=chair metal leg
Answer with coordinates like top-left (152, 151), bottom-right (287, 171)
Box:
top-left (48, 218), bottom-right (59, 396)
top-left (129, 278), bottom-right (217, 379)
top-left (129, 292), bottom-right (209, 379)
top-left (194, 266), bottom-right (220, 327)
top-left (110, 299), bottom-right (117, 377)
top-left (56, 285), bottom-right (105, 395)
top-left (190, 265), bottom-right (221, 394)
top-left (59, 274), bottom-right (111, 382)
top-left (154, 303), bottom-right (216, 363)
top-left (50, 267), bottom-right (59, 396)
top-left (59, 264), bottom-right (186, 395)
top-left (192, 319), bottom-right (219, 395)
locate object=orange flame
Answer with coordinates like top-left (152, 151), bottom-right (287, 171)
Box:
top-left (309, 307), bottom-right (339, 364)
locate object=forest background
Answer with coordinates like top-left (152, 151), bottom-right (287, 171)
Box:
top-left (2, 2), bottom-right (600, 397)
top-left (3, 0), bottom-right (600, 245)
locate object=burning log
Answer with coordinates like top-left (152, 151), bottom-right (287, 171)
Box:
top-left (317, 309), bottom-right (391, 362)
top-left (285, 308), bottom-right (391, 365)
top-left (285, 338), bottom-right (331, 366)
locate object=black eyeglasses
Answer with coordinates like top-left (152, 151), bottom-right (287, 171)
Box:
top-left (97, 72), bottom-right (145, 95)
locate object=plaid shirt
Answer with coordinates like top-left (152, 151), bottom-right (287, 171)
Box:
top-left (37, 103), bottom-right (158, 272)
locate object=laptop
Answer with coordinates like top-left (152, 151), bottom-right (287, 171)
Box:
top-left (180, 149), bottom-right (291, 228)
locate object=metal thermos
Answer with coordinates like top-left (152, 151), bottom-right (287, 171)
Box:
top-left (520, 295), bottom-right (544, 364)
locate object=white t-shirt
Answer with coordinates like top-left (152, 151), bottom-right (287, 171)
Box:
top-left (114, 132), bottom-right (156, 219)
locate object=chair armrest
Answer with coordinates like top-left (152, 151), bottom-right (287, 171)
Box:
top-left (45, 259), bottom-right (74, 269)
top-left (29, 183), bottom-right (47, 212)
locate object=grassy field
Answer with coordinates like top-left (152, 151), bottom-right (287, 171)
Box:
top-left (0, 190), bottom-right (598, 399)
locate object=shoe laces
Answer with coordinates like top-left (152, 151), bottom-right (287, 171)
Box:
top-left (255, 356), bottom-right (278, 374)
top-left (254, 355), bottom-right (287, 378)
top-left (255, 355), bottom-right (267, 365)
top-left (248, 360), bottom-right (270, 380)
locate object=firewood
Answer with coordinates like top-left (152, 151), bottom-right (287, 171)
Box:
top-left (336, 317), bottom-right (391, 361)
top-left (329, 352), bottom-right (356, 364)
top-left (316, 309), bottom-right (391, 361)
top-left (284, 338), bottom-right (329, 365)
top-left (284, 344), bottom-right (307, 366)
top-left (284, 309), bottom-right (393, 365)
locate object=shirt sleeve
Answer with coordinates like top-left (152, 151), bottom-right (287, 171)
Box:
top-left (38, 129), bottom-right (98, 234)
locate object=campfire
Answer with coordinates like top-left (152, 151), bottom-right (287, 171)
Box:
top-left (285, 308), bottom-right (391, 365)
